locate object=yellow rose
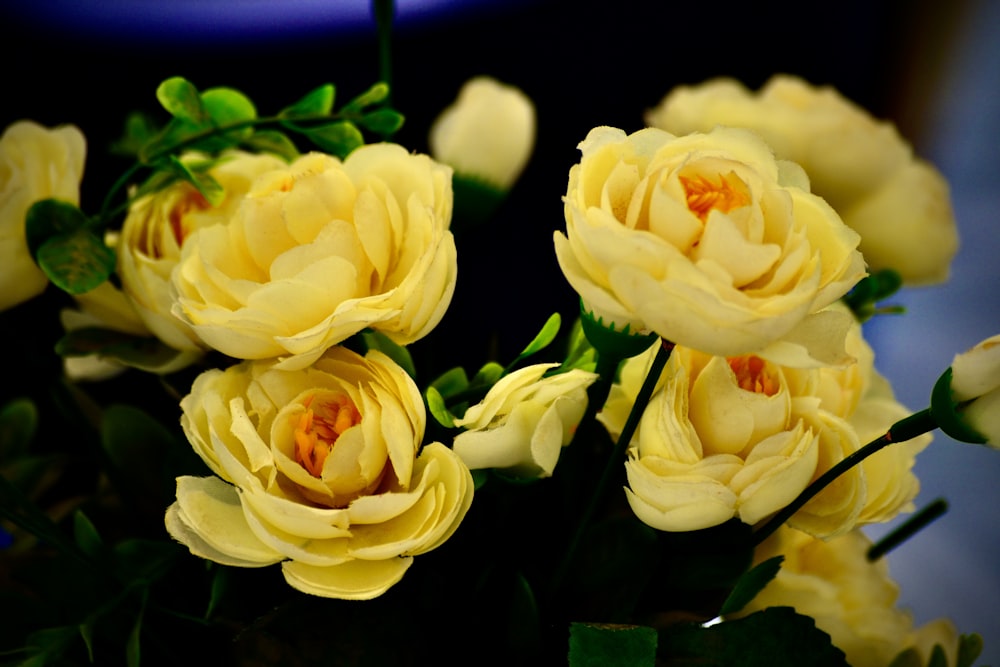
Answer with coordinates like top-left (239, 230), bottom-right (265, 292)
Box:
top-left (738, 526), bottom-right (960, 667)
top-left (647, 75), bottom-right (958, 284)
top-left (59, 281), bottom-right (150, 382)
top-left (429, 76), bottom-right (536, 190)
top-left (452, 364), bottom-right (597, 478)
top-left (554, 126), bottom-right (866, 367)
top-left (0, 120), bottom-right (86, 311)
top-left (165, 346), bottom-right (474, 600)
top-left (119, 151), bottom-right (286, 352)
top-left (602, 344), bottom-right (866, 535)
top-left (171, 145), bottom-right (456, 370)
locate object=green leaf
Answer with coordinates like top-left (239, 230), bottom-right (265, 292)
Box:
top-left (24, 198), bottom-right (89, 260)
top-left (657, 607), bottom-right (848, 667)
top-left (569, 623), bottom-right (657, 667)
top-left (510, 312), bottom-right (561, 367)
top-left (113, 539), bottom-right (180, 586)
top-left (358, 108), bottom-right (405, 135)
top-left (425, 386), bottom-right (456, 429)
top-left (55, 326), bottom-right (195, 373)
top-left (73, 511), bottom-right (105, 559)
top-left (241, 129), bottom-right (299, 161)
top-left (37, 229), bottom-right (116, 295)
top-left (471, 361), bottom-right (504, 388)
top-left (430, 367), bottom-right (470, 399)
top-left (156, 76), bottom-right (207, 124)
top-left (78, 620), bottom-right (96, 663)
top-left (199, 86), bottom-right (257, 151)
top-left (718, 556), bottom-right (784, 616)
top-left (342, 82), bottom-right (390, 113)
top-left (111, 112), bottom-right (161, 157)
top-left (957, 633), bottom-right (984, 667)
top-left (361, 330), bottom-right (416, 379)
top-left (165, 155), bottom-right (224, 206)
top-left (205, 565), bottom-right (230, 620)
top-left (0, 398), bottom-right (38, 459)
top-left (280, 83), bottom-right (335, 118)
top-left (301, 120), bottom-right (364, 158)
top-left (126, 590), bottom-right (148, 667)
top-left (506, 573), bottom-right (540, 655)
top-left (101, 404), bottom-right (180, 510)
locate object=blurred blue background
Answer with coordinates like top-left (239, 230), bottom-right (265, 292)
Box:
top-left (1, 0), bottom-right (998, 662)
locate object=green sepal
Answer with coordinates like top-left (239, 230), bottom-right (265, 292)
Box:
top-left (0, 398), bottom-right (38, 460)
top-left (360, 330), bottom-right (416, 379)
top-left (718, 556), bottom-right (783, 616)
top-left (425, 385), bottom-right (457, 429)
top-left (842, 269), bottom-right (903, 322)
top-left (241, 129), bottom-right (299, 161)
top-left (930, 368), bottom-right (988, 444)
top-left (156, 76), bottom-right (207, 124)
top-left (37, 228), bottom-right (116, 295)
top-left (451, 174), bottom-right (506, 226)
top-left (300, 120), bottom-right (364, 158)
top-left (279, 83), bottom-right (336, 118)
top-left (569, 623), bottom-right (657, 667)
top-left (579, 303), bottom-right (657, 361)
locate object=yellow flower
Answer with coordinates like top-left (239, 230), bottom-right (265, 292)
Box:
top-left (602, 326), bottom-right (925, 535)
top-left (554, 126), bottom-right (866, 368)
top-left (452, 364), bottom-right (597, 478)
top-left (647, 75), bottom-right (958, 284)
top-left (171, 145), bottom-right (456, 370)
top-left (118, 151), bottom-right (285, 352)
top-left (430, 76), bottom-right (536, 189)
top-left (738, 526), bottom-right (960, 667)
top-left (603, 344), bottom-right (865, 535)
top-left (0, 120), bottom-right (86, 311)
top-left (165, 346), bottom-right (474, 600)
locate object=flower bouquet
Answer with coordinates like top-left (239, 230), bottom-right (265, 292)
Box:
top-left (1, 2), bottom-right (998, 665)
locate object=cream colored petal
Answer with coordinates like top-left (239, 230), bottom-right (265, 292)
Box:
top-left (282, 557), bottom-right (413, 600)
top-left (625, 457), bottom-right (738, 532)
top-left (168, 476), bottom-right (282, 566)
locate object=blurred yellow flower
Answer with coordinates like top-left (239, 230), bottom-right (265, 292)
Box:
top-left (165, 346), bottom-right (474, 600)
top-left (647, 75), bottom-right (958, 284)
top-left (0, 120), bottom-right (86, 311)
top-left (430, 76), bottom-right (536, 190)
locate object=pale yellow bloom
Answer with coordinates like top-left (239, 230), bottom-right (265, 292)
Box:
top-left (602, 323), bottom-right (925, 535)
top-left (554, 126), bottom-right (865, 368)
top-left (452, 364), bottom-right (597, 478)
top-left (119, 151), bottom-right (285, 352)
top-left (171, 146), bottom-right (456, 370)
top-left (165, 346), bottom-right (474, 600)
top-left (430, 76), bottom-right (536, 189)
top-left (647, 75), bottom-right (958, 284)
top-left (738, 526), bottom-right (960, 667)
top-left (947, 333), bottom-right (1000, 445)
top-left (0, 121), bottom-right (86, 311)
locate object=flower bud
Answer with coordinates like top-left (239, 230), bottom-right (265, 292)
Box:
top-left (430, 76), bottom-right (536, 190)
top-left (932, 334), bottom-right (1000, 445)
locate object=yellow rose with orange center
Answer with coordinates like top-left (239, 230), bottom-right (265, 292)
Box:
top-left (554, 126), bottom-right (866, 368)
top-left (646, 75), bottom-right (958, 284)
top-left (171, 145), bottom-right (456, 370)
top-left (165, 346), bottom-right (473, 600)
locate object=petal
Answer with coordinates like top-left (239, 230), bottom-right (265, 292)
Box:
top-left (282, 556), bottom-right (413, 600)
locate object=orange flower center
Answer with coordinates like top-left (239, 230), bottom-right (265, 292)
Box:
top-left (293, 393), bottom-right (362, 477)
top-left (679, 173), bottom-right (750, 222)
top-left (728, 356), bottom-right (778, 396)
top-left (168, 189), bottom-right (210, 248)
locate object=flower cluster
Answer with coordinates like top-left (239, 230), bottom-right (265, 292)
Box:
top-left (1, 67), bottom-right (996, 667)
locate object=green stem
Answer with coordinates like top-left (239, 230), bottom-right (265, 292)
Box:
top-left (866, 497), bottom-right (948, 561)
top-left (548, 339), bottom-right (674, 598)
top-left (373, 0), bottom-right (395, 106)
top-left (752, 408), bottom-right (938, 546)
